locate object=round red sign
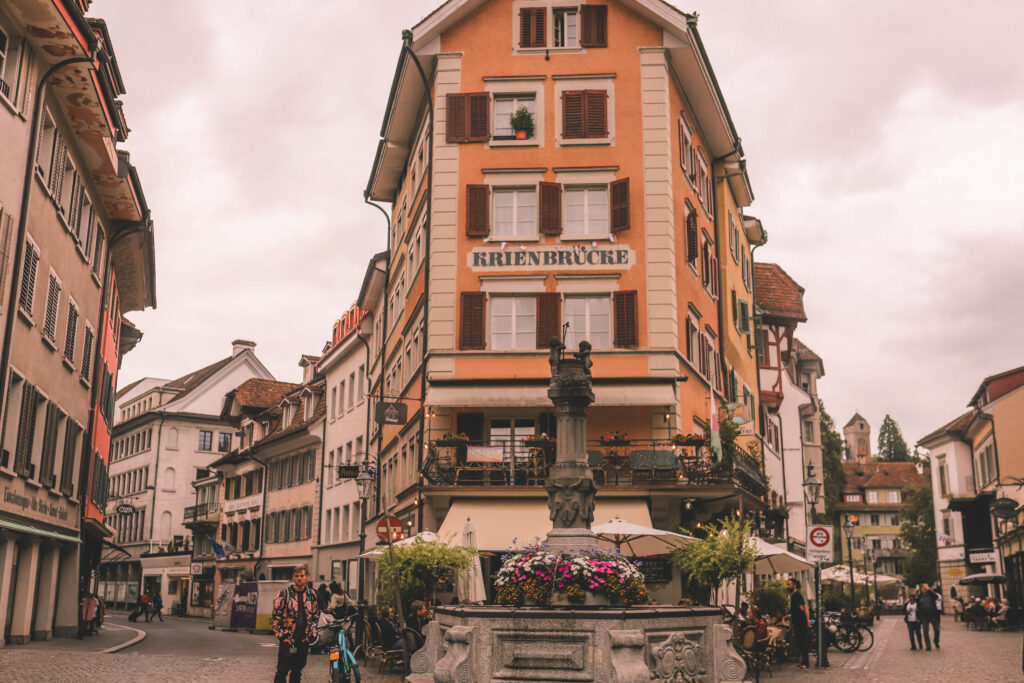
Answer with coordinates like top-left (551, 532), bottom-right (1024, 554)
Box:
top-left (809, 526), bottom-right (831, 547)
top-left (376, 516), bottom-right (404, 542)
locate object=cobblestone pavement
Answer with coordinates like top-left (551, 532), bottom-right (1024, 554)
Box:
top-left (0, 650), bottom-right (403, 682)
top-left (767, 615), bottom-right (1023, 682)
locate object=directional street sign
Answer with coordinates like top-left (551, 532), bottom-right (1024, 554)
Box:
top-left (806, 524), bottom-right (834, 563)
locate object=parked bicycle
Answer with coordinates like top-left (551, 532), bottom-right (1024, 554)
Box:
top-left (321, 615), bottom-right (362, 682)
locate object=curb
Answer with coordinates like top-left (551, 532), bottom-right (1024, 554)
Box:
top-left (100, 622), bottom-right (147, 653)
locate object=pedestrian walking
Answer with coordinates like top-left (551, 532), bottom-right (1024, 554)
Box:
top-left (271, 564), bottom-right (320, 683)
top-left (141, 590), bottom-right (152, 622)
top-left (918, 584), bottom-right (939, 650)
top-left (905, 593), bottom-right (923, 650)
top-left (786, 578), bottom-right (810, 669)
top-left (152, 593), bottom-right (164, 622)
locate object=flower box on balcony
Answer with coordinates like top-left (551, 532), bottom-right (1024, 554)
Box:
top-left (673, 434), bottom-right (707, 447)
top-left (435, 439), bottom-right (467, 448)
top-left (599, 432), bottom-right (631, 446)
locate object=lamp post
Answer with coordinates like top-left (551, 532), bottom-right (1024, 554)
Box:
top-left (844, 515), bottom-right (858, 610)
top-left (354, 456), bottom-right (375, 650)
top-left (802, 463), bottom-right (827, 668)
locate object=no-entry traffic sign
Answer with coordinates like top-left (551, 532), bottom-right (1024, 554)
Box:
top-left (806, 525), bottom-right (833, 563)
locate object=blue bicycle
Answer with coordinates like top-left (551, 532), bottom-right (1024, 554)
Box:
top-left (322, 616), bottom-right (361, 683)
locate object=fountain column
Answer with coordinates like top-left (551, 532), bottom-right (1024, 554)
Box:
top-left (544, 339), bottom-right (598, 551)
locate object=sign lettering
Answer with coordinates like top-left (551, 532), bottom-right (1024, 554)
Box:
top-left (806, 525), bottom-right (834, 563)
top-left (468, 245), bottom-right (634, 271)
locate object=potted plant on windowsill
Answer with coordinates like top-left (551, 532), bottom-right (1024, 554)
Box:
top-left (435, 432), bottom-right (470, 447)
top-left (510, 105), bottom-right (534, 140)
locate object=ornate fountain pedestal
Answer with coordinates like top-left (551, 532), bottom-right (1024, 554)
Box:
top-left (409, 341), bottom-right (746, 682)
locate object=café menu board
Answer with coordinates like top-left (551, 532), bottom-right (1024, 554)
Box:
top-left (638, 557), bottom-right (673, 584)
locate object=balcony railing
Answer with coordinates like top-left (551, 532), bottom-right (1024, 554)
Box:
top-left (183, 501), bottom-right (220, 523)
top-left (423, 438), bottom-right (766, 498)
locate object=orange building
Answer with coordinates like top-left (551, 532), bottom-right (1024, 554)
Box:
top-left (364, 0), bottom-right (768, 601)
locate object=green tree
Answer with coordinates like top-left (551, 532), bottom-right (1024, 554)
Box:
top-left (672, 516), bottom-right (757, 607)
top-left (374, 540), bottom-right (476, 613)
top-left (899, 484), bottom-right (937, 587)
top-left (877, 414), bottom-right (911, 462)
top-left (819, 403), bottom-right (847, 524)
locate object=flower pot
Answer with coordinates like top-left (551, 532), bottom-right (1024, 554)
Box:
top-left (603, 439), bottom-right (630, 447)
top-left (515, 129), bottom-right (527, 140)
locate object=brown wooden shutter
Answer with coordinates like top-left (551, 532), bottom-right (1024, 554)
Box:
top-left (39, 403), bottom-right (60, 487)
top-left (609, 178), bottom-right (629, 233)
top-left (613, 290), bottom-right (638, 348)
top-left (460, 292), bottom-right (486, 350)
top-left (562, 91), bottom-right (584, 139)
top-left (520, 8), bottom-right (546, 48)
top-left (466, 184), bottom-right (489, 237)
top-left (580, 5), bottom-right (608, 47)
top-left (539, 182), bottom-right (562, 235)
top-left (468, 93), bottom-right (490, 141)
top-left (686, 210), bottom-right (698, 263)
top-left (13, 384), bottom-right (37, 476)
top-left (446, 93), bottom-right (468, 143)
top-left (536, 293), bottom-right (561, 349)
top-left (584, 90), bottom-right (607, 137)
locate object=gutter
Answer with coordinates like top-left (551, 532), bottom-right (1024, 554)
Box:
top-left (364, 197), bottom-right (391, 527)
top-left (401, 30), bottom-right (434, 535)
top-left (0, 50), bottom-right (96, 453)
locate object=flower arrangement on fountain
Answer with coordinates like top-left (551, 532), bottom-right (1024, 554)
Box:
top-left (493, 546), bottom-right (648, 606)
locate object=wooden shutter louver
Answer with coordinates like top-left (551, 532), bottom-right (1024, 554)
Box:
top-left (613, 290), bottom-right (638, 348)
top-left (466, 184), bottom-right (490, 236)
top-left (562, 91), bottom-right (584, 139)
top-left (460, 291), bottom-right (486, 350)
top-left (446, 93), bottom-right (468, 143)
top-left (60, 421), bottom-right (80, 496)
top-left (520, 8), bottom-right (546, 48)
top-left (43, 274), bottom-right (60, 340)
top-left (536, 293), bottom-right (561, 349)
top-left (39, 403), bottom-right (60, 488)
top-left (13, 383), bottom-right (37, 476)
top-left (610, 178), bottom-right (630, 233)
top-left (580, 5), bottom-right (608, 47)
top-left (467, 93), bottom-right (490, 141)
top-left (584, 90), bottom-right (607, 137)
top-left (686, 211), bottom-right (698, 264)
top-left (539, 182), bottom-right (562, 235)
top-left (64, 303), bottom-right (78, 362)
top-left (18, 241), bottom-right (38, 314)
top-left (81, 327), bottom-right (94, 380)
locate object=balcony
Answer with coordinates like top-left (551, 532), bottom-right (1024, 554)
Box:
top-left (422, 438), bottom-right (766, 499)
top-left (183, 501), bottom-right (220, 525)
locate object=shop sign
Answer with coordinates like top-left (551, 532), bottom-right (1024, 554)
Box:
top-left (968, 549), bottom-right (998, 564)
top-left (990, 497), bottom-right (1019, 520)
top-left (229, 582), bottom-right (258, 630)
top-left (3, 484), bottom-right (74, 524)
top-left (223, 495), bottom-right (261, 513)
top-left (638, 557), bottom-right (673, 584)
top-left (117, 503), bottom-right (137, 515)
top-left (375, 401), bottom-right (408, 426)
top-left (468, 244), bottom-right (635, 271)
top-left (190, 562), bottom-right (203, 576)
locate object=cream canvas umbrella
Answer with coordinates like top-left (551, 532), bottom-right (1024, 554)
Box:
top-left (592, 517), bottom-right (695, 556)
top-left (459, 517), bottom-right (487, 604)
top-left (748, 537), bottom-right (815, 575)
top-left (820, 564), bottom-right (872, 584)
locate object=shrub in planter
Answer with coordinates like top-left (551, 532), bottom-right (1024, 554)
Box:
top-left (510, 106), bottom-right (534, 139)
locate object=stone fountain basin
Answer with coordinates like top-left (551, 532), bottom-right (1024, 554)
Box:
top-left (412, 604), bottom-right (746, 682)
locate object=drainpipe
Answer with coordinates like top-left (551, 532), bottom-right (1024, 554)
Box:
top-left (363, 198), bottom-right (390, 524)
top-left (250, 450), bottom-right (269, 579)
top-left (316, 409), bottom-right (327, 579)
top-left (0, 50), bottom-right (96, 445)
top-left (401, 29), bottom-right (434, 535)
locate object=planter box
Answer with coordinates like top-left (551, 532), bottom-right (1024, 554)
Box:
top-left (436, 439), bottom-right (469, 448)
top-left (674, 438), bottom-right (707, 447)
top-left (601, 440), bottom-right (631, 447)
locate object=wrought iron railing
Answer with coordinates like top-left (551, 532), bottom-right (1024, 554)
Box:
top-left (183, 501), bottom-right (220, 523)
top-left (422, 438), bottom-right (766, 498)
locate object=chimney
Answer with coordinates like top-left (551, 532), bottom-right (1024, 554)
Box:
top-left (232, 339), bottom-right (256, 357)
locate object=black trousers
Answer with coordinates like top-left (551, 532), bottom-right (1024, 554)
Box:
top-left (274, 641), bottom-right (309, 683)
top-left (792, 621), bottom-right (809, 666)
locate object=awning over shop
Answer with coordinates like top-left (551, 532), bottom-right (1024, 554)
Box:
top-left (435, 498), bottom-right (652, 551)
top-left (426, 383), bottom-right (676, 408)
top-left (0, 517), bottom-right (81, 544)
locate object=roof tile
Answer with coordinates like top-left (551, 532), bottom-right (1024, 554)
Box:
top-left (753, 263), bottom-right (807, 322)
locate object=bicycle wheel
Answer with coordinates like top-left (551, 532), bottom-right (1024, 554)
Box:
top-left (855, 625), bottom-right (873, 652)
top-left (833, 625), bottom-right (861, 653)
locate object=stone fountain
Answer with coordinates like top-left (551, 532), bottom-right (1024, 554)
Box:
top-left (408, 340), bottom-right (746, 683)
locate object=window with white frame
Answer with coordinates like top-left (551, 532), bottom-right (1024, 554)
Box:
top-left (564, 186), bottom-right (608, 237)
top-left (564, 295), bottom-right (610, 349)
top-left (844, 493), bottom-right (861, 503)
top-left (493, 95), bottom-right (536, 139)
top-left (866, 490), bottom-right (878, 504)
top-left (489, 296), bottom-right (536, 350)
top-left (887, 490), bottom-right (900, 503)
top-left (553, 7), bottom-right (578, 47)
top-left (492, 188), bottom-right (537, 239)
top-left (357, 365), bottom-right (365, 404)
top-left (0, 25), bottom-right (13, 100)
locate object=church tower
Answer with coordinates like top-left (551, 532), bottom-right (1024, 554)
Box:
top-left (843, 413), bottom-right (872, 462)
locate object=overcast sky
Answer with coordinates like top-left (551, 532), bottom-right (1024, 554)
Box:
top-left (101, 0), bottom-right (1024, 448)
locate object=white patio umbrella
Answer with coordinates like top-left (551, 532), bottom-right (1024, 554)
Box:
top-left (819, 564), bottom-right (899, 585)
top-left (592, 517), bottom-right (695, 556)
top-left (748, 537), bottom-right (815, 575)
top-left (459, 517), bottom-right (487, 604)
top-left (359, 530), bottom-right (439, 559)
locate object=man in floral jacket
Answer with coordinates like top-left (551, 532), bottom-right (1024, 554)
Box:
top-left (272, 564), bottom-right (320, 683)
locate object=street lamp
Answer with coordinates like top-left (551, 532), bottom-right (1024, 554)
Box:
top-left (844, 515), bottom-right (858, 610)
top-left (802, 463), bottom-right (827, 668)
top-left (355, 456), bottom-right (375, 649)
